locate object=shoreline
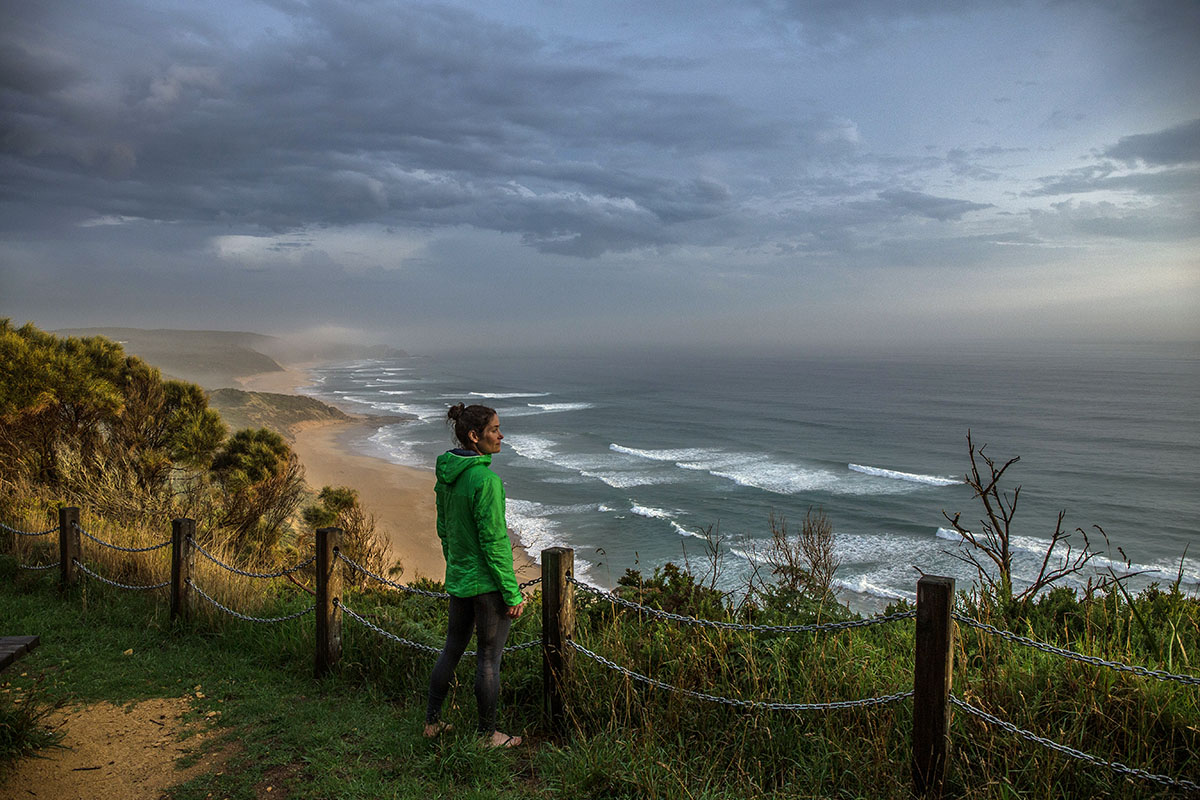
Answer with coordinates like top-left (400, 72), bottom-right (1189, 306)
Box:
top-left (237, 368), bottom-right (541, 591)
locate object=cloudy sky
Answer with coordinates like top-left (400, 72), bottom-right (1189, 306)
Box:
top-left (2, 0), bottom-right (1197, 353)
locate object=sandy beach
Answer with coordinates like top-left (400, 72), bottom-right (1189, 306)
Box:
top-left (237, 368), bottom-right (541, 590)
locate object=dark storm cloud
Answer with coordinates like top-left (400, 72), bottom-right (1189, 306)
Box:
top-left (1029, 166), bottom-right (1200, 198)
top-left (2, 0), bottom-right (1197, 347)
top-left (760, 0), bottom-right (995, 43)
top-left (1104, 118), bottom-right (1200, 166)
top-left (1024, 120), bottom-right (1200, 244)
top-left (876, 189), bottom-right (992, 222)
top-left (1029, 119), bottom-right (1200, 208)
top-left (0, 0), bottom-right (763, 255)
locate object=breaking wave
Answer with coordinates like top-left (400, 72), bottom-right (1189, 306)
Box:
top-left (849, 463), bottom-right (960, 486)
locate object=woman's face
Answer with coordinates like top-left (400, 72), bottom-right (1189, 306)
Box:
top-left (470, 414), bottom-right (503, 455)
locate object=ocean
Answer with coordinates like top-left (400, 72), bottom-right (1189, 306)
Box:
top-left (298, 342), bottom-right (1199, 611)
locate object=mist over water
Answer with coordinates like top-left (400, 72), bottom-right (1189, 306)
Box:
top-left (302, 342), bottom-right (1200, 611)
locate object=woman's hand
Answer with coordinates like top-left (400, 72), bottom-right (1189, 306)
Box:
top-left (506, 602), bottom-right (525, 619)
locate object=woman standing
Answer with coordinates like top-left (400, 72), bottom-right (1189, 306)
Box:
top-left (424, 403), bottom-right (525, 747)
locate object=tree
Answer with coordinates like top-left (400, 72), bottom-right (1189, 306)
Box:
top-left (211, 428), bottom-right (305, 558)
top-left (0, 321), bottom-right (123, 486)
top-left (300, 486), bottom-right (389, 584)
top-left (764, 507), bottom-right (840, 602)
top-left (0, 322), bottom-right (226, 499)
top-left (163, 381), bottom-right (226, 468)
top-left (942, 430), bottom-right (1104, 610)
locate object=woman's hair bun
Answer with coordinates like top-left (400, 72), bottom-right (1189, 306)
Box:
top-left (445, 402), bottom-right (497, 449)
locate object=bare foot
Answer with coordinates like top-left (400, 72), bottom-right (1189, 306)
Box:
top-left (483, 731), bottom-right (522, 748)
top-left (423, 721), bottom-right (453, 738)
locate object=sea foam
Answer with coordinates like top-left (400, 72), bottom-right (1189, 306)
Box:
top-left (630, 504), bottom-right (677, 520)
top-left (507, 436), bottom-right (675, 488)
top-left (506, 498), bottom-right (596, 583)
top-left (469, 391), bottom-right (550, 399)
top-left (614, 443), bottom-right (840, 495)
top-left (528, 402), bottom-right (595, 412)
top-left (848, 463), bottom-right (960, 486)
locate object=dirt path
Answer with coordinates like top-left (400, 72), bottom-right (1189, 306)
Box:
top-left (0, 696), bottom-right (230, 800)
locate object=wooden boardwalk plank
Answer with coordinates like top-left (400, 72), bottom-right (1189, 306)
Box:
top-left (0, 635), bottom-right (40, 672)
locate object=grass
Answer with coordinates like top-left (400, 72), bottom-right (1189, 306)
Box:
top-left (2, 535), bottom-right (1198, 799)
top-left (0, 671), bottom-right (63, 765)
top-left (0, 560), bottom-right (545, 798)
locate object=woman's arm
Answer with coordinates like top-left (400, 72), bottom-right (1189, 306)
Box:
top-left (473, 474), bottom-right (523, 608)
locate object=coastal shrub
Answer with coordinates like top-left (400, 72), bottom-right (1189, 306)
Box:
top-left (0, 321), bottom-right (224, 503)
top-left (210, 428), bottom-right (305, 561)
top-left (762, 507), bottom-right (840, 604)
top-left (614, 562), bottom-right (728, 620)
top-left (298, 485), bottom-right (391, 585)
top-left (0, 323), bottom-right (318, 572)
top-left (0, 321), bottom-right (124, 488)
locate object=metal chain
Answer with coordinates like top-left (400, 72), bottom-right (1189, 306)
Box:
top-left (18, 561), bottom-right (61, 570)
top-left (335, 552), bottom-right (451, 598)
top-left (569, 639), bottom-right (912, 712)
top-left (336, 552), bottom-right (541, 598)
top-left (73, 521), bottom-right (170, 553)
top-left (570, 577), bottom-right (916, 634)
top-left (337, 600), bottom-right (444, 655)
top-left (950, 694), bottom-right (1200, 792)
top-left (73, 559), bottom-right (170, 590)
top-left (186, 578), bottom-right (316, 623)
top-left (954, 612), bottom-right (1200, 687)
top-left (189, 536), bottom-right (316, 579)
top-left (336, 599), bottom-right (541, 656)
top-left (1, 521), bottom-right (57, 537)
top-left (498, 639), bottom-right (543, 653)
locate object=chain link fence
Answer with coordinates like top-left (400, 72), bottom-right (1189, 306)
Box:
top-left (569, 639), bottom-right (912, 712)
top-left (73, 521), bottom-right (171, 553)
top-left (954, 611), bottom-right (1200, 687)
top-left (1, 521), bottom-right (57, 537)
top-left (950, 694), bottom-right (1200, 793)
top-left (3, 519), bottom-right (59, 570)
top-left (8, 508), bottom-right (1197, 794)
top-left (73, 558), bottom-right (170, 590)
top-left (336, 551), bottom-right (452, 598)
top-left (189, 536), bottom-right (316, 579)
top-left (570, 577), bottom-right (916, 634)
top-left (336, 550), bottom-right (542, 598)
top-left (337, 598), bottom-right (542, 657)
top-left (187, 578), bottom-right (316, 624)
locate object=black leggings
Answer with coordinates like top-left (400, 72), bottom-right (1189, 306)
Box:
top-left (425, 591), bottom-right (513, 734)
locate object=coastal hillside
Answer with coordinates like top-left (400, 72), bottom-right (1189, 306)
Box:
top-left (206, 388), bottom-right (353, 440)
top-left (51, 327), bottom-right (411, 390)
top-left (52, 327), bottom-right (284, 389)
top-left (50, 327), bottom-right (400, 437)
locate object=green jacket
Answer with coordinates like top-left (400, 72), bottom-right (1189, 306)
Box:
top-left (434, 450), bottom-right (522, 607)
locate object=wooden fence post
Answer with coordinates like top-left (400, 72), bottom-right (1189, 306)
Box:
top-left (58, 506), bottom-right (80, 588)
top-left (315, 527), bottom-right (343, 677)
top-left (912, 575), bottom-right (956, 798)
top-left (170, 518), bottom-right (194, 622)
top-left (541, 547), bottom-right (575, 735)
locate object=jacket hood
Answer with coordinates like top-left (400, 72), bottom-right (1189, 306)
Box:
top-left (436, 450), bottom-right (492, 485)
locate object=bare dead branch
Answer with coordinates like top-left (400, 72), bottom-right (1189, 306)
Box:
top-left (943, 431), bottom-right (1103, 609)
